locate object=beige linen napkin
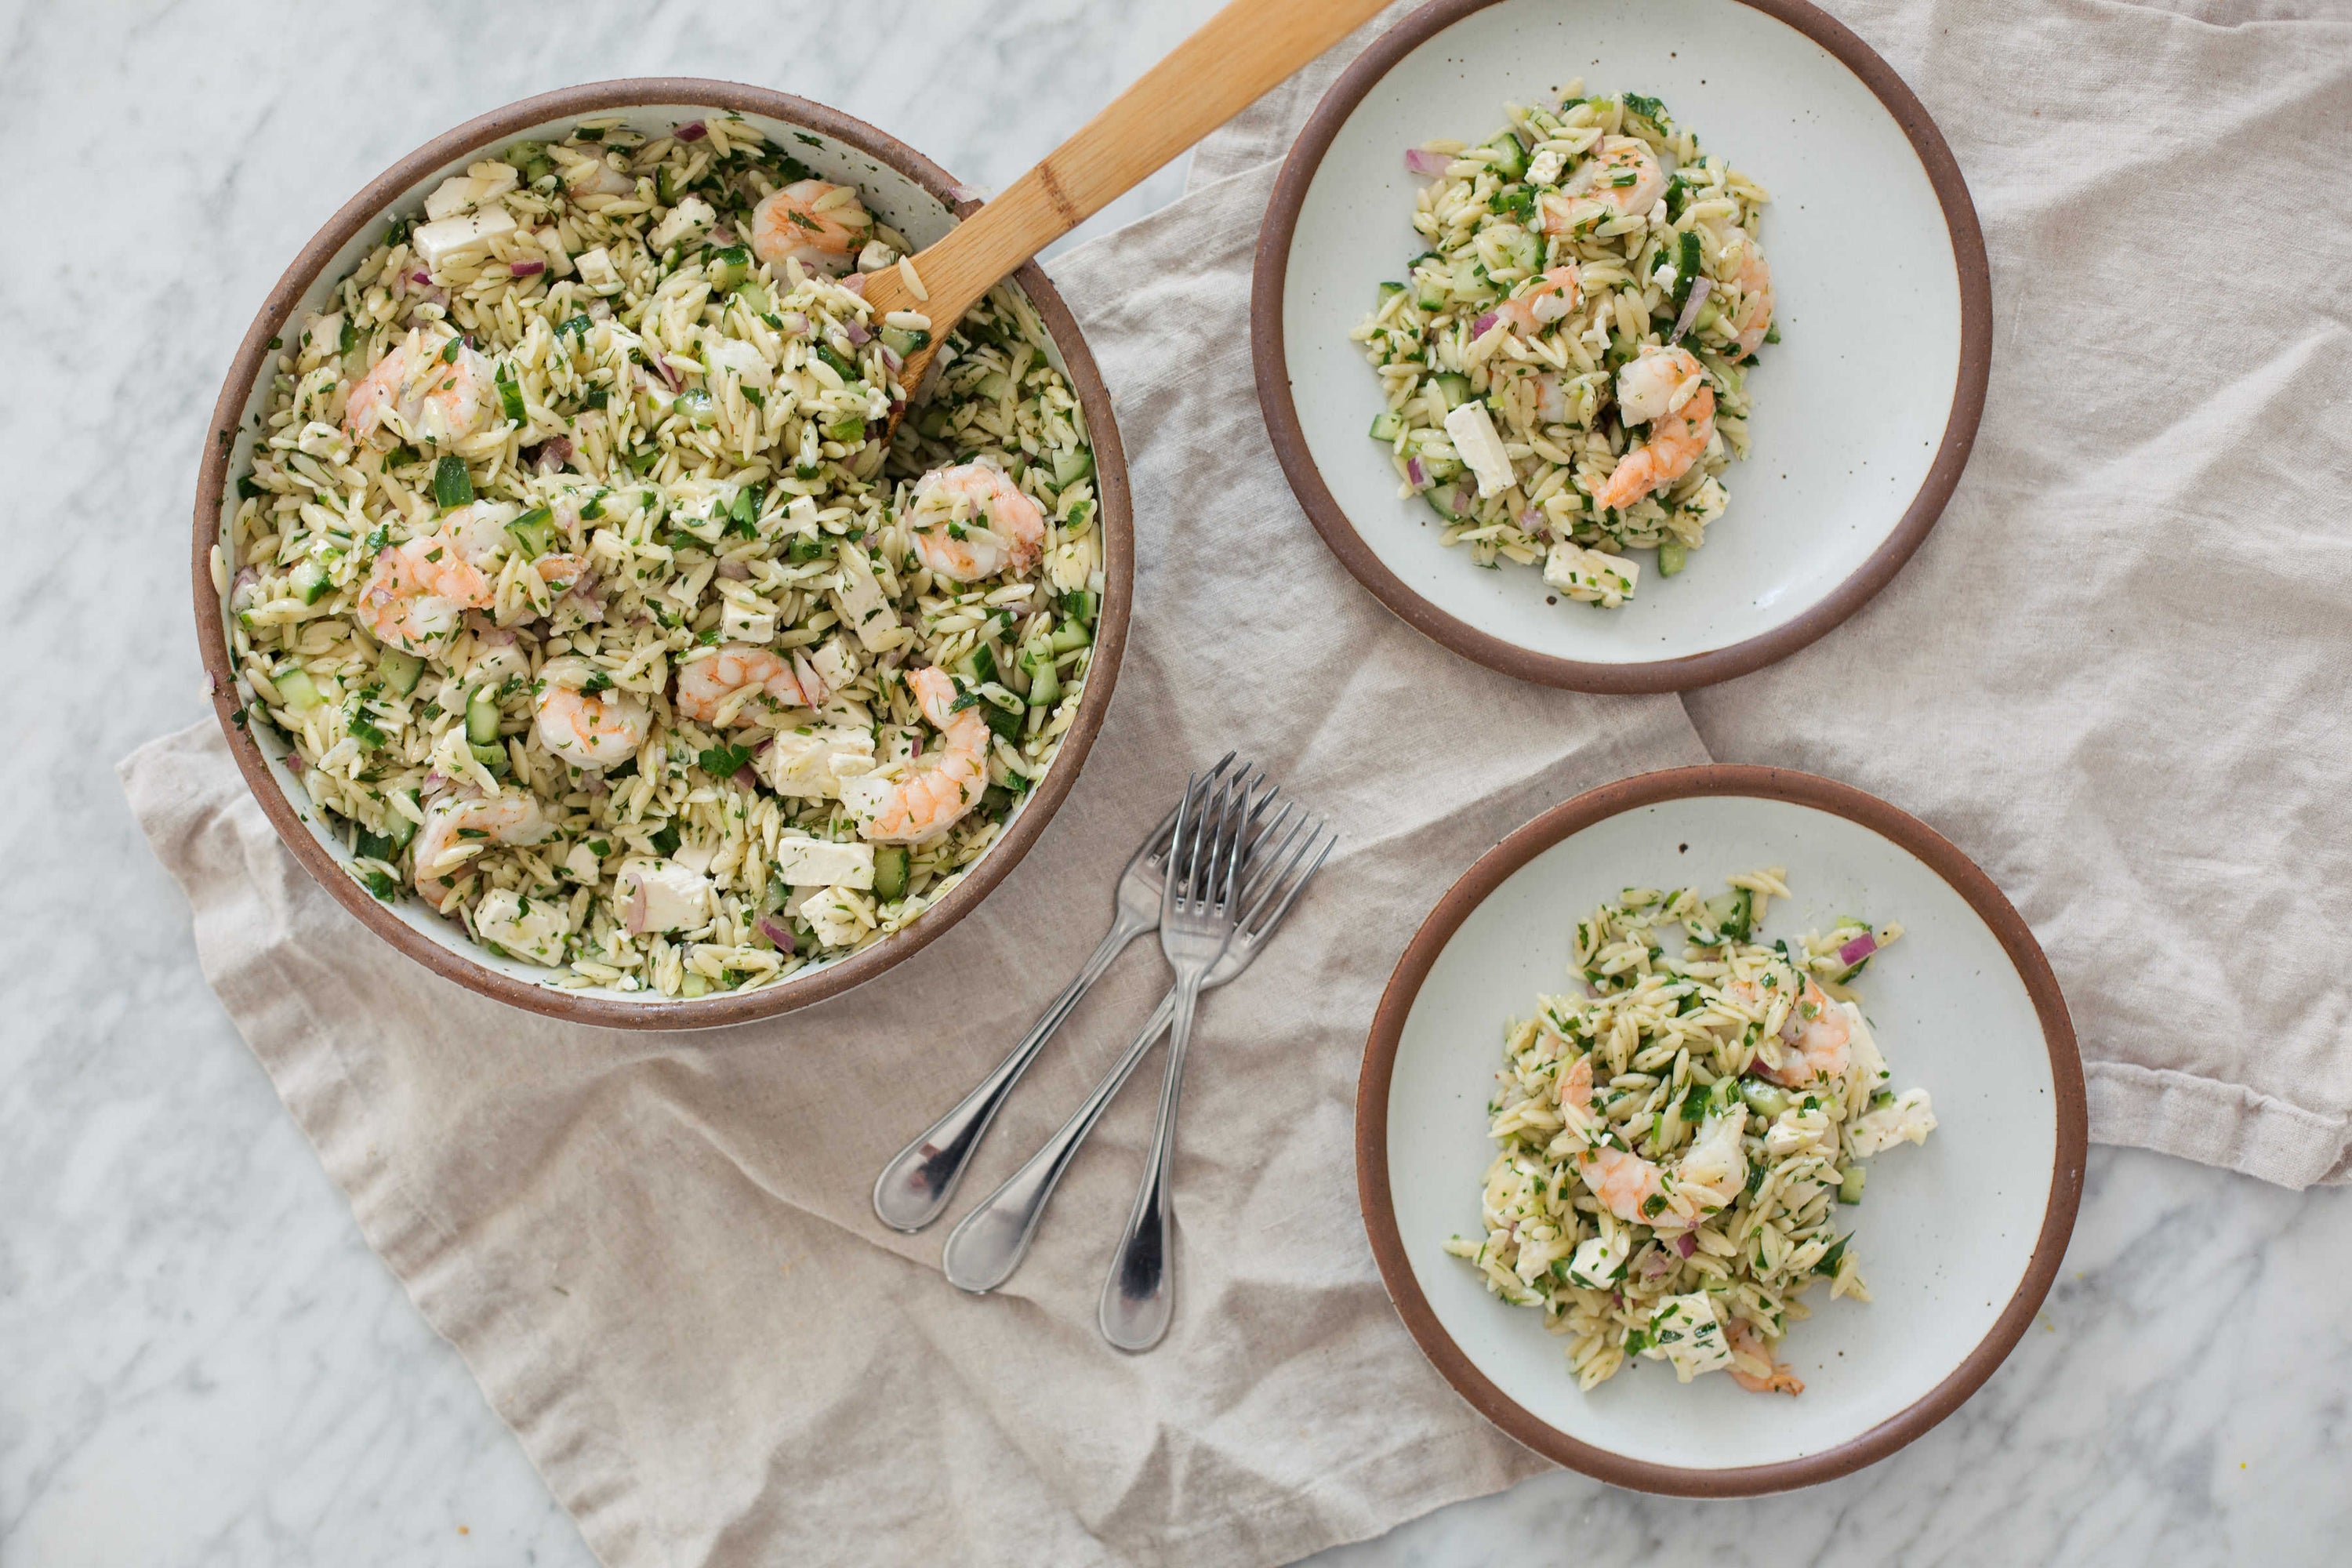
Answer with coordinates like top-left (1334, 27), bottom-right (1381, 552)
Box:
top-left (1207, 0), bottom-right (2352, 1189)
top-left (125, 152), bottom-right (1705, 1565)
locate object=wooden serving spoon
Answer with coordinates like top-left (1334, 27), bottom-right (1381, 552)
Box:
top-left (860, 0), bottom-right (1392, 429)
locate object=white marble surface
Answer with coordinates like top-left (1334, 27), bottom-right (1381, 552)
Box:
top-left (2, 2), bottom-right (2346, 1563)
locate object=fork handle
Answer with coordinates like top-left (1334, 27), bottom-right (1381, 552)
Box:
top-left (941, 987), bottom-right (1179, 1292)
top-left (1098, 972), bottom-right (1206, 1351)
top-left (872, 914), bottom-right (1147, 1232)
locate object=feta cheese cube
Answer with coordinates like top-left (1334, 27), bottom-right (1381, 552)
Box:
top-left (573, 245), bottom-right (622, 296)
top-left (423, 161), bottom-right (520, 221)
top-left (412, 206), bottom-right (517, 271)
top-left (1544, 543), bottom-right (1640, 608)
top-left (1442, 400), bottom-right (1515, 498)
top-left (563, 841), bottom-right (603, 884)
top-left (759, 726), bottom-right (877, 800)
top-left (1847, 1088), bottom-right (1937, 1158)
top-left (702, 336), bottom-right (772, 387)
top-left (832, 546), bottom-right (901, 652)
top-left (615, 858), bottom-right (713, 935)
top-left (1564, 1231), bottom-right (1631, 1289)
top-left (1639, 1292), bottom-right (1733, 1382)
top-left (1527, 147), bottom-right (1563, 187)
top-left (472, 886), bottom-right (572, 967)
top-left (808, 637), bottom-right (858, 691)
top-left (773, 836), bottom-right (876, 888)
top-left (648, 194), bottom-right (717, 252)
top-left (720, 594), bottom-right (776, 645)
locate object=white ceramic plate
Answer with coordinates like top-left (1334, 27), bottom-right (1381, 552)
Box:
top-left (1254, 0), bottom-right (1991, 691)
top-left (1358, 768), bottom-right (2083, 1494)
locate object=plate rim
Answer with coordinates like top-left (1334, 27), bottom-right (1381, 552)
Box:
top-left (1250, 0), bottom-right (1994, 693)
top-left (1354, 764), bottom-right (2086, 1495)
top-left (191, 77), bottom-right (1134, 1031)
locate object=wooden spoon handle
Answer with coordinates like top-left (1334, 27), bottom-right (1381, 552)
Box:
top-left (863, 0), bottom-right (1390, 328)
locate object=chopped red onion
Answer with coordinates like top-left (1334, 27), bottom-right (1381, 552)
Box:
top-left (778, 310), bottom-right (809, 336)
top-left (284, 750), bottom-right (306, 774)
top-left (731, 764), bottom-right (759, 790)
top-left (676, 119), bottom-right (707, 142)
top-left (1670, 275), bottom-right (1712, 343)
top-left (879, 344), bottom-right (903, 374)
top-left (1518, 506), bottom-right (1544, 530)
top-left (1837, 931), bottom-right (1879, 966)
top-left (422, 771), bottom-right (447, 791)
top-left (838, 273), bottom-right (867, 297)
top-left (1472, 311), bottom-right (1499, 336)
top-left (535, 435), bottom-right (574, 473)
top-left (1642, 1250), bottom-right (1672, 1278)
top-left (509, 260), bottom-right (546, 278)
top-left (410, 270), bottom-right (430, 285)
top-left (1406, 456), bottom-right (1428, 488)
top-left (841, 319), bottom-right (872, 345)
top-left (710, 223), bottom-right (736, 247)
top-left (1675, 1232), bottom-right (1697, 1258)
top-left (793, 650), bottom-right (826, 706)
top-left (625, 884), bottom-right (649, 935)
top-left (1403, 147), bottom-right (1451, 176)
top-left (757, 916), bottom-right (796, 953)
top-left (715, 559), bottom-right (750, 579)
top-left (583, 771), bottom-right (608, 797)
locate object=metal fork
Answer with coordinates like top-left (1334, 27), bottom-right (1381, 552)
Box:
top-left (872, 754), bottom-right (1246, 1232)
top-left (940, 809), bottom-right (1333, 1298)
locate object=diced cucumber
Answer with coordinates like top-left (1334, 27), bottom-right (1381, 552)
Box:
top-left (505, 140), bottom-right (554, 183)
top-left (656, 165), bottom-right (684, 207)
top-left (678, 387), bottom-right (717, 427)
top-left (1838, 1166), bottom-right (1867, 1205)
top-left (955, 645), bottom-right (998, 688)
top-left (276, 667), bottom-right (322, 711)
top-left (1048, 619), bottom-right (1091, 655)
top-left (291, 557), bottom-right (331, 604)
top-left (681, 971), bottom-right (709, 998)
top-left (469, 739), bottom-right (510, 774)
top-left (1023, 644), bottom-right (1061, 709)
top-left (1432, 372), bottom-right (1472, 409)
top-left (914, 405), bottom-right (955, 440)
top-left (873, 844), bottom-right (909, 902)
top-left (1051, 448), bottom-right (1094, 488)
top-left (982, 699), bottom-right (1024, 743)
top-left (1483, 131), bottom-right (1530, 181)
top-left (1670, 230), bottom-right (1703, 311)
top-left (379, 649), bottom-right (424, 695)
top-left (432, 455), bottom-right (474, 510)
top-left (465, 685), bottom-right (500, 746)
top-left (1657, 539), bottom-right (1687, 577)
top-left (506, 506), bottom-right (556, 557)
top-left (879, 324), bottom-right (931, 360)
top-left (825, 413), bottom-right (866, 441)
top-left (495, 365), bottom-right (526, 424)
top-left (736, 282), bottom-right (772, 314)
top-left (1699, 887), bottom-right (1752, 941)
top-left (705, 244), bottom-right (753, 291)
top-left (1059, 589), bottom-right (1097, 626)
top-left (786, 532), bottom-right (829, 564)
top-left (1505, 230), bottom-right (1541, 273)
top-left (1739, 1079), bottom-right (1790, 1122)
top-left (1377, 281), bottom-right (1405, 297)
top-left (974, 370), bottom-right (1011, 400)
top-left (1368, 411), bottom-right (1404, 441)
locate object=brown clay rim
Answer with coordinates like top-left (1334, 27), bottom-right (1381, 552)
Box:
top-left (1251, 0), bottom-right (1994, 693)
top-left (1356, 764), bottom-right (2086, 1495)
top-left (191, 78), bottom-right (1134, 1032)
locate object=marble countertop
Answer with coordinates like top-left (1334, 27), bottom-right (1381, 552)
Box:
top-left (4, 2), bottom-right (2345, 1563)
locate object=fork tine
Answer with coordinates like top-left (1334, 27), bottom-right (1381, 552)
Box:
top-left (1243, 822), bottom-right (1334, 938)
top-left (1242, 800), bottom-right (1299, 881)
top-left (1152, 753), bottom-right (1236, 864)
top-left (1240, 808), bottom-right (1312, 912)
top-left (1214, 769), bottom-right (1253, 912)
top-left (1167, 771), bottom-right (1205, 908)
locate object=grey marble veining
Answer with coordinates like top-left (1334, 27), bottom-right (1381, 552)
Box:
top-left (1, 2), bottom-right (2345, 1564)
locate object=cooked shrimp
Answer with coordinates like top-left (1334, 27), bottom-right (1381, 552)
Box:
top-left (411, 793), bottom-right (553, 909)
top-left (854, 666), bottom-right (990, 845)
top-left (673, 643), bottom-right (815, 726)
top-left (1558, 1054), bottom-right (1748, 1228)
top-left (1541, 136), bottom-right (1666, 230)
top-left (1495, 264), bottom-right (1582, 335)
top-left (534, 658), bottom-right (648, 770)
top-left (1725, 1315), bottom-right (1805, 1396)
top-left (342, 329), bottom-right (495, 447)
top-left (749, 179), bottom-right (872, 277)
top-left (1720, 227), bottom-right (1774, 360)
top-left (1730, 972), bottom-right (1854, 1087)
top-left (1594, 346), bottom-right (1715, 512)
top-left (906, 461), bottom-right (1046, 582)
top-left (356, 532), bottom-right (494, 653)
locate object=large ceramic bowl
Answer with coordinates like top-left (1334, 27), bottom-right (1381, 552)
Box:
top-left (1359, 766), bottom-right (2084, 1493)
top-left (192, 80), bottom-right (1131, 1030)
top-left (1254, 0), bottom-right (1991, 691)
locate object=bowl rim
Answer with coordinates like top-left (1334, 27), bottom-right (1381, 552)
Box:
top-left (191, 77), bottom-right (1133, 1031)
top-left (1250, 0), bottom-right (1994, 693)
top-left (1355, 764), bottom-right (2086, 1495)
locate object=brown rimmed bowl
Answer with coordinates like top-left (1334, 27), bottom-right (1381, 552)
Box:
top-left (192, 80), bottom-right (1131, 1030)
top-left (1254, 0), bottom-right (1993, 692)
top-left (1359, 765), bottom-right (2083, 1494)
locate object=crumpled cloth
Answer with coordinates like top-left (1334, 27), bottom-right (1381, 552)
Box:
top-left (125, 1), bottom-right (2352, 1562)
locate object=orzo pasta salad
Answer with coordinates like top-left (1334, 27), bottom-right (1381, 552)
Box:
top-left (1445, 871), bottom-right (1936, 1393)
top-left (218, 114), bottom-right (1105, 998)
top-left (1352, 85), bottom-right (1774, 608)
